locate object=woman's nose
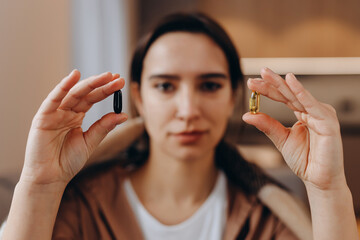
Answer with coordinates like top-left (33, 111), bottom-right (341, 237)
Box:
top-left (175, 88), bottom-right (200, 121)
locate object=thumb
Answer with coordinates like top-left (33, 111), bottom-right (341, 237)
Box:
top-left (83, 113), bottom-right (128, 155)
top-left (242, 112), bottom-right (289, 152)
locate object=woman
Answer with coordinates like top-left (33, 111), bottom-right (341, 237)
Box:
top-left (2, 13), bottom-right (358, 240)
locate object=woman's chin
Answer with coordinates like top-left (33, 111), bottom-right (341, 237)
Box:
top-left (164, 146), bottom-right (214, 163)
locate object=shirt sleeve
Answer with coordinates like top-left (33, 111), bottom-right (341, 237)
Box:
top-left (52, 187), bottom-right (83, 240)
top-left (0, 219), bottom-right (7, 238)
top-left (243, 202), bottom-right (302, 240)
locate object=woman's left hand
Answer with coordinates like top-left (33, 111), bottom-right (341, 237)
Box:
top-left (242, 68), bottom-right (345, 190)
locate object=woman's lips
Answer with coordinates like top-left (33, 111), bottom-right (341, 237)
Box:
top-left (172, 131), bottom-right (207, 144)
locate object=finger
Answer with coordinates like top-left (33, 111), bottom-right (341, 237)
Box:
top-left (87, 117), bottom-right (144, 165)
top-left (72, 77), bottom-right (125, 113)
top-left (261, 68), bottom-right (306, 112)
top-left (285, 73), bottom-right (328, 119)
top-left (83, 112), bottom-right (128, 155)
top-left (112, 73), bottom-right (120, 80)
top-left (247, 78), bottom-right (298, 110)
top-left (59, 72), bottom-right (113, 111)
top-left (71, 73), bottom-right (121, 112)
top-left (242, 112), bottom-right (290, 152)
top-left (38, 70), bottom-right (81, 114)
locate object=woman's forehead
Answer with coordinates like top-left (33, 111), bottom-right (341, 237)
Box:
top-left (142, 32), bottom-right (229, 76)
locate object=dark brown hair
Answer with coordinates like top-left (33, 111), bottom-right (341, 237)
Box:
top-left (130, 12), bottom-right (244, 93)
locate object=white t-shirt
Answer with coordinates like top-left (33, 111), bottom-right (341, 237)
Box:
top-left (0, 219), bottom-right (5, 238)
top-left (123, 171), bottom-right (228, 240)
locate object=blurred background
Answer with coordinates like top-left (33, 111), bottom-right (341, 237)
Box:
top-left (0, 0), bottom-right (359, 231)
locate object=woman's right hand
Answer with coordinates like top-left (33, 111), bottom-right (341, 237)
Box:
top-left (20, 70), bottom-right (128, 187)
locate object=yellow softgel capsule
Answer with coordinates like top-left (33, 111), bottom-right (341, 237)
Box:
top-left (249, 91), bottom-right (260, 114)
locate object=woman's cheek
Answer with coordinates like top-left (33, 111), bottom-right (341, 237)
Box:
top-left (142, 97), bottom-right (172, 129)
top-left (208, 97), bottom-right (233, 120)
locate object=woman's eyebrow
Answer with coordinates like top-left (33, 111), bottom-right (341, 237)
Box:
top-left (149, 74), bottom-right (180, 80)
top-left (148, 73), bottom-right (228, 80)
top-left (198, 73), bottom-right (228, 80)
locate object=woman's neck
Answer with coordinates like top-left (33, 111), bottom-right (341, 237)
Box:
top-left (129, 145), bottom-right (218, 206)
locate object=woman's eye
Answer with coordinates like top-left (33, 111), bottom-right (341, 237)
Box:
top-left (155, 82), bottom-right (175, 92)
top-left (200, 82), bottom-right (222, 92)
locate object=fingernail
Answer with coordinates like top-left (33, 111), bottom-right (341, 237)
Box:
top-left (101, 71), bottom-right (112, 77)
top-left (119, 113), bottom-right (128, 122)
top-left (260, 67), bottom-right (271, 75)
top-left (287, 73), bottom-right (298, 80)
top-left (249, 78), bottom-right (263, 83)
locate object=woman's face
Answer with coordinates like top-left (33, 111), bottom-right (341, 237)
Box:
top-left (133, 32), bottom-right (235, 161)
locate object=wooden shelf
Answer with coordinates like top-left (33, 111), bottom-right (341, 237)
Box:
top-left (242, 57), bottom-right (360, 75)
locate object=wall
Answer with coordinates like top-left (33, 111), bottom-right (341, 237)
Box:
top-left (0, 0), bottom-right (71, 179)
top-left (138, 0), bottom-right (199, 35)
top-left (71, 0), bottom-right (138, 131)
top-left (199, 0), bottom-right (360, 57)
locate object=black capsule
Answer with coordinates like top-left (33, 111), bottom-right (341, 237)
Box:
top-left (113, 90), bottom-right (122, 114)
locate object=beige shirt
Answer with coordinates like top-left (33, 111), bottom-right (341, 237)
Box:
top-left (52, 163), bottom-right (299, 240)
